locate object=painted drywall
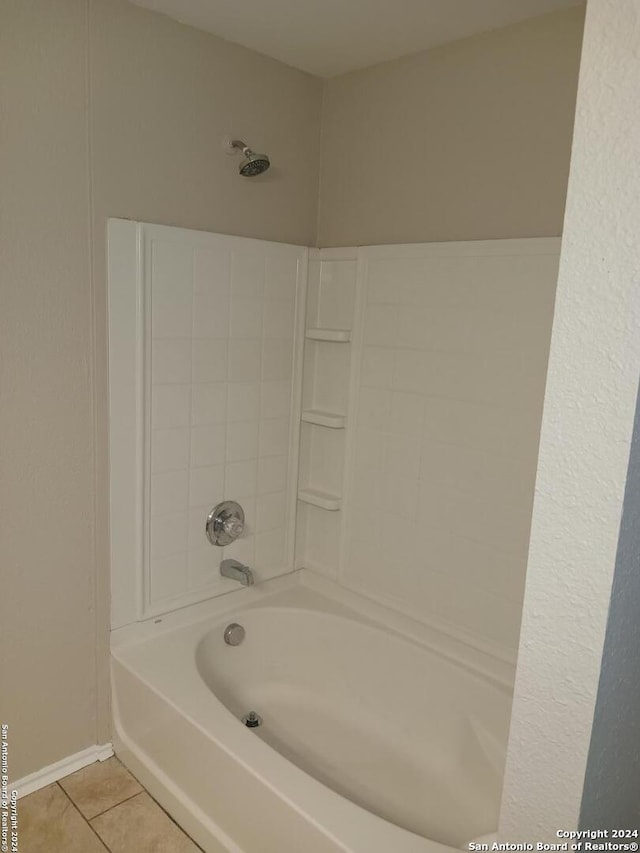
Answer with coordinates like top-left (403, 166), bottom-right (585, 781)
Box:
top-left (499, 0), bottom-right (640, 839)
top-left (89, 0), bottom-right (322, 250)
top-left (0, 0), bottom-right (96, 781)
top-left (1, 0), bottom-right (322, 782)
top-left (128, 0), bottom-right (581, 77)
top-left (317, 5), bottom-right (584, 247)
top-left (579, 378), bottom-right (640, 828)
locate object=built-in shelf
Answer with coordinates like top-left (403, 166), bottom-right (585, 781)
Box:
top-left (297, 250), bottom-right (358, 573)
top-left (301, 409), bottom-right (346, 429)
top-left (305, 328), bottom-right (351, 343)
top-left (297, 488), bottom-right (342, 511)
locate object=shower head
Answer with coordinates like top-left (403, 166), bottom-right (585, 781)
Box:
top-left (229, 139), bottom-right (270, 177)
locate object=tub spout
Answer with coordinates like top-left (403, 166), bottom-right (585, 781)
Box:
top-left (220, 558), bottom-right (254, 586)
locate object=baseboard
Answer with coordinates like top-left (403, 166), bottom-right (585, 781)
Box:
top-left (11, 743), bottom-right (114, 799)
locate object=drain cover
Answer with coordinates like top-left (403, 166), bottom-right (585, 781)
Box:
top-left (242, 711), bottom-right (262, 728)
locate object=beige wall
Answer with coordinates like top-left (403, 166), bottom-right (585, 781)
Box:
top-left (317, 5), bottom-right (584, 247)
top-left (0, 0), bottom-right (96, 780)
top-left (90, 0), bottom-right (322, 248)
top-left (1, 0), bottom-right (322, 782)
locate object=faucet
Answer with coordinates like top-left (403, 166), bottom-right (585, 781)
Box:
top-left (220, 558), bottom-right (254, 586)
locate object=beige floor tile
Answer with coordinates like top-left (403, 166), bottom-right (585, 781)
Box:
top-left (91, 791), bottom-right (201, 853)
top-left (59, 757), bottom-right (143, 819)
top-left (18, 783), bottom-right (108, 853)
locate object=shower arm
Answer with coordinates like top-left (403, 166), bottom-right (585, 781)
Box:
top-left (230, 139), bottom-right (251, 156)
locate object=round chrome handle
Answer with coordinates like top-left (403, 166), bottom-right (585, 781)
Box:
top-left (206, 500), bottom-right (245, 546)
top-left (223, 515), bottom-right (244, 539)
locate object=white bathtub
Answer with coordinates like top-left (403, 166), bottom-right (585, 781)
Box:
top-left (111, 570), bottom-right (513, 853)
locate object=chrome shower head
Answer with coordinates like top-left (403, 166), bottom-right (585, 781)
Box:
top-left (230, 139), bottom-right (270, 177)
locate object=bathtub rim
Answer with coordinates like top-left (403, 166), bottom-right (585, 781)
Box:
top-left (111, 573), bottom-right (502, 853)
top-left (111, 575), bottom-right (483, 852)
top-left (111, 569), bottom-right (510, 852)
top-left (112, 568), bottom-right (515, 692)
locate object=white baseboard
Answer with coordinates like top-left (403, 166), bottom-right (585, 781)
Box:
top-left (11, 743), bottom-right (114, 799)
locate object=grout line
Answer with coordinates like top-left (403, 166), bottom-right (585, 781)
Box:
top-left (54, 783), bottom-right (110, 852)
top-left (57, 761), bottom-right (204, 851)
top-left (146, 792), bottom-right (206, 852)
top-left (94, 780), bottom-right (205, 852)
top-left (86, 789), bottom-right (145, 821)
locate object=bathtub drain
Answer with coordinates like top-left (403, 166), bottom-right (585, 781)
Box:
top-left (242, 711), bottom-right (262, 728)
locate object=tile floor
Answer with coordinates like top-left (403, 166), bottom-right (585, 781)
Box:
top-left (18, 757), bottom-right (203, 852)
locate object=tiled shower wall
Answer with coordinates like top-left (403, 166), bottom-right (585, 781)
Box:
top-left (145, 228), bottom-right (305, 613)
top-left (111, 224), bottom-right (558, 657)
top-left (341, 242), bottom-right (559, 659)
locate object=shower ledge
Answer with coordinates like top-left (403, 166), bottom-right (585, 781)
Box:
top-left (301, 409), bottom-right (346, 429)
top-left (297, 488), bottom-right (342, 511)
top-left (305, 328), bottom-right (351, 342)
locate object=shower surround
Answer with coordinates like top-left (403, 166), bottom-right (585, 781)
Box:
top-left (108, 220), bottom-right (559, 850)
top-left (109, 221), bottom-right (306, 626)
top-left (301, 242), bottom-right (558, 661)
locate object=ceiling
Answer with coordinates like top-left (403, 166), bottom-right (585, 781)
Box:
top-left (130, 0), bottom-right (581, 78)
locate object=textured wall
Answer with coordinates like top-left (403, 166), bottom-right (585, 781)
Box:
top-left (579, 379), bottom-right (640, 829)
top-left (318, 6), bottom-right (584, 248)
top-left (499, 0), bottom-right (640, 838)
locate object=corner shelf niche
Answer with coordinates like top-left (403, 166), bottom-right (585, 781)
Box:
top-left (295, 248), bottom-right (357, 580)
top-left (298, 488), bottom-right (342, 511)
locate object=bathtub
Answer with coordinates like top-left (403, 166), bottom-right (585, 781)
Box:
top-left (111, 570), bottom-right (513, 853)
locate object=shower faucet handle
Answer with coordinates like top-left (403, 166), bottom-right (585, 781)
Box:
top-left (206, 500), bottom-right (245, 546)
top-left (222, 515), bottom-right (244, 540)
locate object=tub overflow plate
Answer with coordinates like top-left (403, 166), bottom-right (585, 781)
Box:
top-left (223, 623), bottom-right (245, 646)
